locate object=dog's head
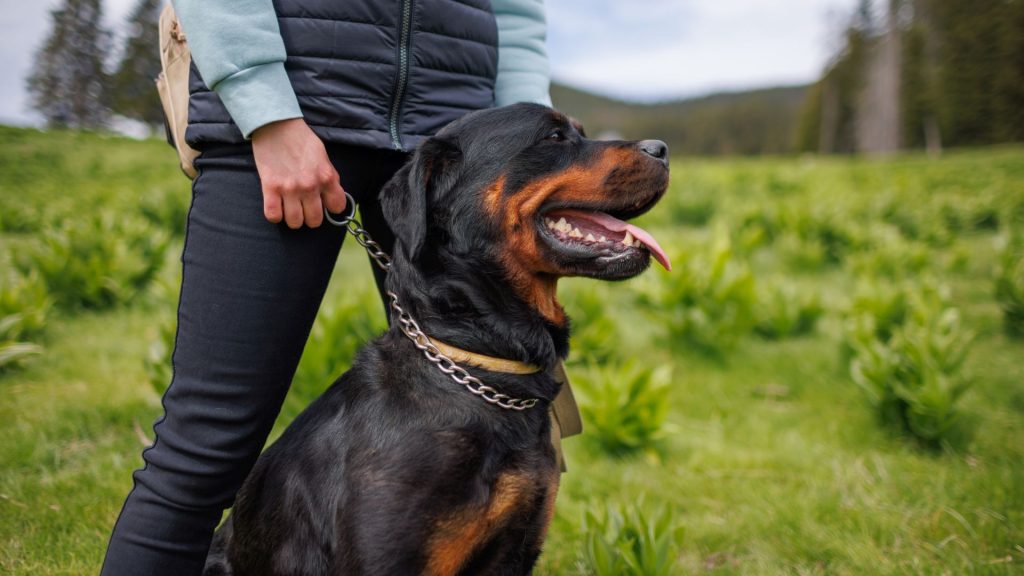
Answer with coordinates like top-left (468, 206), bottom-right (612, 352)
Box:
top-left (382, 103), bottom-right (670, 324)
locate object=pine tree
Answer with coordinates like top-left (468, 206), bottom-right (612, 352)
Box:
top-left (795, 19), bottom-right (871, 153)
top-left (111, 0), bottom-right (164, 127)
top-left (932, 0), bottom-right (1003, 146)
top-left (993, 0), bottom-right (1024, 143)
top-left (26, 0), bottom-right (111, 129)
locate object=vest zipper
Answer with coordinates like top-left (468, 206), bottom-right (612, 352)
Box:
top-left (388, 0), bottom-right (414, 151)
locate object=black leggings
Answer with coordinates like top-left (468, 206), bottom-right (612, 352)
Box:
top-left (100, 143), bottom-right (408, 575)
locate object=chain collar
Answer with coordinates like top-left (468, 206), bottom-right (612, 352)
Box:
top-left (325, 197), bottom-right (542, 411)
top-left (387, 292), bottom-right (540, 411)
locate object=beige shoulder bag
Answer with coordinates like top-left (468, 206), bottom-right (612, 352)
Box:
top-left (155, 3), bottom-right (200, 179)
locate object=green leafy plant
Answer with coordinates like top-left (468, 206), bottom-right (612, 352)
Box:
top-left (669, 193), bottom-right (715, 226)
top-left (0, 270), bottom-right (51, 341)
top-left (0, 320), bottom-right (43, 370)
top-left (283, 289), bottom-right (388, 418)
top-left (0, 201), bottom-right (45, 234)
top-left (839, 280), bottom-right (948, 366)
top-left (18, 212), bottom-right (170, 309)
top-left (563, 287), bottom-right (620, 366)
top-left (840, 281), bottom-right (909, 365)
top-left (994, 235), bottom-right (1024, 337)
top-left (145, 314), bottom-right (177, 397)
top-left (753, 279), bottom-right (822, 339)
top-left (639, 228), bottom-right (756, 355)
top-left (139, 185), bottom-right (190, 237)
top-left (576, 361), bottom-right (671, 456)
top-left (0, 270), bottom-right (51, 371)
top-left (879, 196), bottom-right (953, 247)
top-left (741, 202), bottom-right (867, 265)
top-left (581, 499), bottom-right (683, 576)
top-left (141, 265), bottom-right (182, 397)
top-left (846, 226), bottom-right (932, 279)
top-left (849, 307), bottom-right (973, 445)
top-left (775, 231), bottom-right (827, 271)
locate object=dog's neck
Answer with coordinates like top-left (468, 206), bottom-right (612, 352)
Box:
top-left (385, 255), bottom-right (570, 372)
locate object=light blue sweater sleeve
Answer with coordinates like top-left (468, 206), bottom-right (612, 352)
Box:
top-left (171, 0), bottom-right (302, 138)
top-left (493, 0), bottom-right (553, 107)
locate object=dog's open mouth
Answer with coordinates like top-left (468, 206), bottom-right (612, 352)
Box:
top-left (539, 209), bottom-right (672, 271)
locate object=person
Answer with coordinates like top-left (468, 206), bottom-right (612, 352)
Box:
top-left (100, 1), bottom-right (552, 573)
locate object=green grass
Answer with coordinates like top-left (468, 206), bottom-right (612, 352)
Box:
top-left (1, 127), bottom-right (1023, 574)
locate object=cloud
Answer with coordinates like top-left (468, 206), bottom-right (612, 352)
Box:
top-left (546, 0), bottom-right (858, 101)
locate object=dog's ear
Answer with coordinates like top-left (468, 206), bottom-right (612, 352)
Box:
top-left (382, 136), bottom-right (462, 261)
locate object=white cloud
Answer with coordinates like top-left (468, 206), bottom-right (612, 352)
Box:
top-left (547, 0), bottom-right (859, 101)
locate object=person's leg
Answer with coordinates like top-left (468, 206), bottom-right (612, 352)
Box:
top-left (101, 144), bottom-right (401, 575)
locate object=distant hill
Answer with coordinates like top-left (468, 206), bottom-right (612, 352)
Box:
top-left (550, 83), bottom-right (808, 156)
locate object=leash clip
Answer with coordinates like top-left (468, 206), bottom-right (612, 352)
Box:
top-left (324, 191), bottom-right (357, 227)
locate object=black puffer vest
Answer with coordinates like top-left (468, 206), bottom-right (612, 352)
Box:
top-left (185, 0), bottom-right (498, 151)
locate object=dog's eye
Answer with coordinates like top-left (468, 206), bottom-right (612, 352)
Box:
top-left (544, 129), bottom-right (567, 142)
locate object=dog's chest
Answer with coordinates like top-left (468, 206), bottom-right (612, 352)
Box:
top-left (420, 465), bottom-right (559, 576)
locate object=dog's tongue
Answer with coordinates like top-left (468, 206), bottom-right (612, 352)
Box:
top-left (567, 210), bottom-right (672, 271)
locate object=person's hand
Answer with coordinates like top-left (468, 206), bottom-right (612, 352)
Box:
top-left (251, 118), bottom-right (346, 228)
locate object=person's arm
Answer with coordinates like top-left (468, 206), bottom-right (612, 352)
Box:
top-left (492, 0), bottom-right (553, 107)
top-left (172, 0), bottom-right (344, 228)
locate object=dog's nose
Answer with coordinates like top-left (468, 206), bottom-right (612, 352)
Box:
top-left (638, 140), bottom-right (668, 164)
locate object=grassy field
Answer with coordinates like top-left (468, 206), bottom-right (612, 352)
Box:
top-left (1, 126), bottom-right (1022, 574)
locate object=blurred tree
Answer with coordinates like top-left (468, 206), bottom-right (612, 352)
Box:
top-left (111, 0), bottom-right (164, 128)
top-left (931, 0), bottom-right (1004, 146)
top-left (993, 0), bottom-right (1024, 143)
top-left (857, 0), bottom-right (903, 154)
top-left (796, 15), bottom-right (870, 153)
top-left (901, 0), bottom-right (942, 153)
top-left (26, 0), bottom-right (111, 129)
top-left (801, 0), bottom-right (1024, 154)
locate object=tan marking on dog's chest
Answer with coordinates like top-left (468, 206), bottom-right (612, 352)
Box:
top-left (423, 471), bottom-right (539, 576)
top-left (536, 470), bottom-right (560, 547)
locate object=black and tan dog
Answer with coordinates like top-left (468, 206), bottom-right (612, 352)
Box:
top-left (203, 103), bottom-right (671, 575)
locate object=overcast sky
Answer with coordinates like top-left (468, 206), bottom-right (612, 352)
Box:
top-left (1, 0), bottom-right (857, 125)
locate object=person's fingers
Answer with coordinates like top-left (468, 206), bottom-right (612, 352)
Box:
top-left (263, 187), bottom-right (284, 223)
top-left (303, 193), bottom-right (324, 228)
top-left (322, 175), bottom-right (346, 215)
top-left (283, 194), bottom-right (304, 229)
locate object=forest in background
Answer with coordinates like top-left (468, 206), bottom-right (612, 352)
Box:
top-left (23, 0), bottom-right (1024, 156)
top-left (554, 0), bottom-right (1024, 156)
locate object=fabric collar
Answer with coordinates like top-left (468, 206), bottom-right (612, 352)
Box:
top-left (426, 338), bottom-right (542, 375)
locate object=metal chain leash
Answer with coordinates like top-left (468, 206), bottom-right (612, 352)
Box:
top-left (324, 194), bottom-right (391, 272)
top-left (324, 196), bottom-right (540, 411)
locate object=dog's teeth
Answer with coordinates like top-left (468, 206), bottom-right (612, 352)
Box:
top-left (569, 227), bottom-right (583, 238)
top-left (622, 231), bottom-right (635, 246)
top-left (556, 217), bottom-right (569, 232)
top-left (599, 235), bottom-right (607, 242)
top-left (585, 233), bottom-right (596, 242)
top-left (634, 239), bottom-right (643, 248)
top-left (546, 218), bottom-right (556, 229)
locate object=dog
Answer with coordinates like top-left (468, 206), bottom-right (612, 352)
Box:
top-left (203, 103), bottom-right (671, 575)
